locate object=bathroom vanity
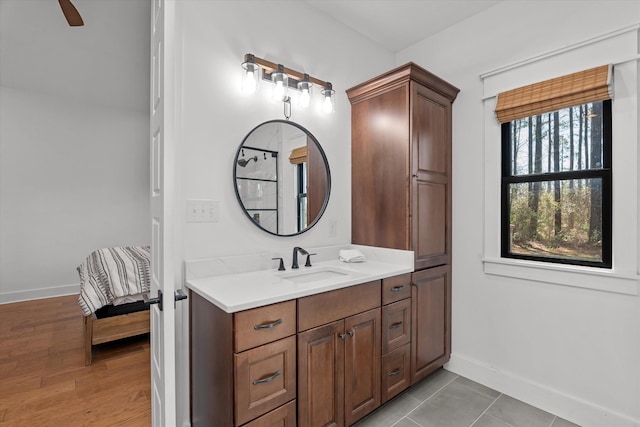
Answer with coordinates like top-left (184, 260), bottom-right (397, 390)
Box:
top-left (186, 245), bottom-right (420, 427)
top-left (187, 61), bottom-right (457, 427)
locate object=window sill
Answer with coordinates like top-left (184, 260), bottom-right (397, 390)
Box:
top-left (483, 257), bottom-right (639, 295)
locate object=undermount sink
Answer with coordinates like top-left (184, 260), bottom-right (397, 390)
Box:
top-left (280, 267), bottom-right (352, 284)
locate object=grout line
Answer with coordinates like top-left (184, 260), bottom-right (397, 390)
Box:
top-left (475, 413), bottom-right (517, 427)
top-left (419, 374), bottom-right (459, 403)
top-left (455, 379), bottom-right (502, 401)
top-left (469, 393), bottom-right (508, 427)
top-left (398, 374), bottom-right (460, 425)
top-left (403, 414), bottom-right (426, 427)
top-left (390, 415), bottom-right (425, 427)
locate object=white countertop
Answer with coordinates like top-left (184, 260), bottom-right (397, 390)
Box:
top-left (185, 245), bottom-right (414, 313)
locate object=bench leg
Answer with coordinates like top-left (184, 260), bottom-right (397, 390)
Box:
top-left (84, 314), bottom-right (93, 365)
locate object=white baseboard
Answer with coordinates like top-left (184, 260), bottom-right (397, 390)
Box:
top-left (0, 283), bottom-right (79, 304)
top-left (445, 353), bottom-right (640, 427)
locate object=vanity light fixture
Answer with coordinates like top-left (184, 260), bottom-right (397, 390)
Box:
top-left (241, 53), bottom-right (335, 115)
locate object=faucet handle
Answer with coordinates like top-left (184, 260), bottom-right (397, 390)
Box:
top-left (305, 253), bottom-right (317, 267)
top-left (272, 257), bottom-right (286, 271)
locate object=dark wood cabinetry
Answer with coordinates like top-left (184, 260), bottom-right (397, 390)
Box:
top-left (380, 275), bottom-right (412, 403)
top-left (243, 401), bottom-right (297, 427)
top-left (190, 279), bottom-right (391, 427)
top-left (297, 309), bottom-right (381, 427)
top-left (297, 282), bottom-right (382, 427)
top-left (347, 63), bottom-right (458, 271)
top-left (298, 320), bottom-right (344, 427)
top-left (344, 309), bottom-right (381, 426)
top-left (411, 265), bottom-right (451, 383)
top-left (190, 293), bottom-right (296, 427)
top-left (382, 298), bottom-right (411, 354)
top-left (191, 272), bottom-right (428, 427)
top-left (381, 343), bottom-right (411, 403)
top-left (347, 63), bottom-right (458, 387)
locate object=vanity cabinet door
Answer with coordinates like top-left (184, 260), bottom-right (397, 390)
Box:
top-left (411, 82), bottom-right (453, 271)
top-left (298, 311), bottom-right (382, 427)
top-left (410, 265), bottom-right (451, 384)
top-left (298, 320), bottom-right (344, 427)
top-left (344, 308), bottom-right (381, 426)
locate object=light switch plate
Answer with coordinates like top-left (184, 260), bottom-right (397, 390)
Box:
top-left (186, 199), bottom-right (219, 223)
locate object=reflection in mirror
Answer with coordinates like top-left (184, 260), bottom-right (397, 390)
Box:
top-left (234, 120), bottom-right (331, 236)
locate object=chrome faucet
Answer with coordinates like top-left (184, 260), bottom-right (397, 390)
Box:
top-left (291, 246), bottom-right (309, 269)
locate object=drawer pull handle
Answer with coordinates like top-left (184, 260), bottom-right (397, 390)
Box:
top-left (339, 333), bottom-right (346, 340)
top-left (388, 368), bottom-right (402, 376)
top-left (348, 330), bottom-right (354, 337)
top-left (390, 285), bottom-right (404, 292)
top-left (253, 319), bottom-right (282, 330)
top-left (252, 370), bottom-right (281, 385)
top-left (389, 321), bottom-right (403, 329)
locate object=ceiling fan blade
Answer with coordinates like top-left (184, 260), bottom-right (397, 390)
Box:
top-left (58, 0), bottom-right (84, 26)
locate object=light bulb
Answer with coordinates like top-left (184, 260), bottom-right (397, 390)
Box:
top-left (322, 94), bottom-right (333, 114)
top-left (273, 80), bottom-right (285, 100)
top-left (242, 71), bottom-right (257, 94)
top-left (297, 76), bottom-right (312, 109)
top-left (271, 67), bottom-right (288, 101)
top-left (321, 82), bottom-right (335, 114)
top-left (299, 88), bottom-right (310, 108)
top-left (240, 56), bottom-right (260, 94)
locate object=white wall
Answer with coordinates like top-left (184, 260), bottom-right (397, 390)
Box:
top-left (0, 88), bottom-right (150, 300)
top-left (397, 1), bottom-right (640, 426)
top-left (0, 0), bottom-right (151, 302)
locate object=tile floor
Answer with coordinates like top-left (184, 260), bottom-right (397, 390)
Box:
top-left (354, 369), bottom-right (581, 427)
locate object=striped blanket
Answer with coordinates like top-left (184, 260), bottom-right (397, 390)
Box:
top-left (77, 246), bottom-right (151, 316)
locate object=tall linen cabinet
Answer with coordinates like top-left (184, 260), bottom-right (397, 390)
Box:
top-left (347, 63), bottom-right (459, 384)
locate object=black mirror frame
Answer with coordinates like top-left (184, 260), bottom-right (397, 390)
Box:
top-left (233, 119), bottom-right (331, 237)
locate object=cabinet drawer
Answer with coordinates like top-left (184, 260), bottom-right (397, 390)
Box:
top-left (243, 400), bottom-right (296, 427)
top-left (234, 300), bottom-right (296, 353)
top-left (234, 336), bottom-right (297, 426)
top-left (381, 343), bottom-right (411, 403)
top-left (382, 299), bottom-right (411, 354)
top-left (382, 274), bottom-right (411, 305)
top-left (298, 281), bottom-right (381, 332)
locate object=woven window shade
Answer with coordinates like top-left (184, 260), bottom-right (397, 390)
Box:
top-left (289, 146), bottom-right (307, 164)
top-left (495, 64), bottom-right (613, 123)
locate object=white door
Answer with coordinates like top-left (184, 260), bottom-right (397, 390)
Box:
top-left (150, 0), bottom-right (177, 425)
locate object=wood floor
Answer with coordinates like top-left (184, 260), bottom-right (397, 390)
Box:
top-left (0, 295), bottom-right (151, 426)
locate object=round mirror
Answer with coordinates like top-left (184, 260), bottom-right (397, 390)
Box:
top-left (233, 120), bottom-right (331, 236)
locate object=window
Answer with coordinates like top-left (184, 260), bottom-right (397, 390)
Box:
top-left (496, 65), bottom-right (614, 268)
top-left (501, 100), bottom-right (612, 267)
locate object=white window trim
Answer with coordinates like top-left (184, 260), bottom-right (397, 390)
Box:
top-left (481, 25), bottom-right (640, 296)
